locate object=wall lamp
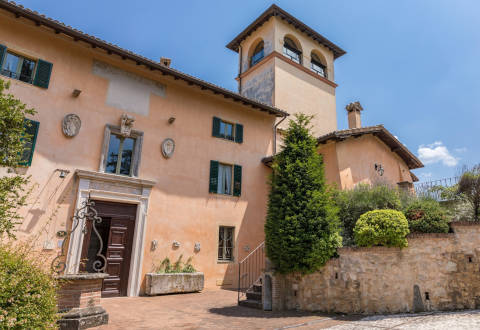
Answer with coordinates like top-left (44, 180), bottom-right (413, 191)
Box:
top-left (72, 89), bottom-right (82, 97)
top-left (55, 169), bottom-right (70, 178)
top-left (168, 117), bottom-right (176, 124)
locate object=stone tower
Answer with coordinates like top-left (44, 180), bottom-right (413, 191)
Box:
top-left (226, 4), bottom-right (346, 139)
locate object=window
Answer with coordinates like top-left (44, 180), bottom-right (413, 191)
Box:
top-left (100, 125), bottom-right (143, 177)
top-left (209, 161), bottom-right (242, 196)
top-left (220, 120), bottom-right (234, 141)
top-left (311, 53), bottom-right (327, 78)
top-left (283, 37), bottom-right (302, 64)
top-left (218, 163), bottom-right (232, 195)
top-left (19, 119), bottom-right (40, 166)
top-left (250, 41), bottom-right (264, 67)
top-left (0, 44), bottom-right (53, 88)
top-left (218, 226), bottom-right (234, 261)
top-left (1, 52), bottom-right (36, 84)
top-left (212, 117), bottom-right (243, 144)
top-left (105, 134), bottom-right (136, 175)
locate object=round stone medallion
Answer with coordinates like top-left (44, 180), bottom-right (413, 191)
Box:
top-left (62, 114), bottom-right (81, 137)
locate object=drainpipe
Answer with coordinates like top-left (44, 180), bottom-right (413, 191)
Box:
top-left (238, 45), bottom-right (243, 94)
top-left (273, 115), bottom-right (287, 155)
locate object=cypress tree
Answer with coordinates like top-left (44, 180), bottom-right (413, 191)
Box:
top-left (265, 114), bottom-right (342, 274)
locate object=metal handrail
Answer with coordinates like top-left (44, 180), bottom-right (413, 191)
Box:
top-left (237, 241), bottom-right (266, 304)
top-left (239, 241), bottom-right (265, 264)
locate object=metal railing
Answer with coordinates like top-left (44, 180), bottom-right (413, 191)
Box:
top-left (415, 176), bottom-right (459, 201)
top-left (237, 241), bottom-right (265, 303)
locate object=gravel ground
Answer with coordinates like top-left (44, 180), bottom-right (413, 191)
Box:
top-left (327, 310), bottom-right (480, 329)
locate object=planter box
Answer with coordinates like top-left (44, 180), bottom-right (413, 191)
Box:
top-left (145, 272), bottom-right (204, 295)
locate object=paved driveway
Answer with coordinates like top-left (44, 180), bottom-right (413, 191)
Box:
top-left (98, 289), bottom-right (480, 329)
top-left (98, 289), bottom-right (355, 329)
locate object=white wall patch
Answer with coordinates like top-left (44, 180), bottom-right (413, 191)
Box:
top-left (93, 60), bottom-right (166, 116)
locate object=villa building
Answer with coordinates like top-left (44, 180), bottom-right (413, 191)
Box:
top-left (0, 1), bottom-right (422, 297)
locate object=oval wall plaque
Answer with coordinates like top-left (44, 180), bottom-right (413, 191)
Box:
top-left (161, 138), bottom-right (175, 158)
top-left (62, 114), bottom-right (81, 137)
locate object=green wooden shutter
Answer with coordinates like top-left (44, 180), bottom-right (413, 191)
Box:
top-left (33, 59), bottom-right (53, 89)
top-left (212, 117), bottom-right (221, 137)
top-left (235, 123), bottom-right (243, 144)
top-left (20, 119), bottom-right (40, 166)
top-left (209, 160), bottom-right (219, 193)
top-left (0, 44), bottom-right (6, 69)
top-left (233, 164), bottom-right (242, 197)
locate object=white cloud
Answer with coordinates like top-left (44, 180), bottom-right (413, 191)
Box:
top-left (417, 141), bottom-right (458, 167)
top-left (454, 147), bottom-right (467, 153)
top-left (420, 172), bottom-right (433, 179)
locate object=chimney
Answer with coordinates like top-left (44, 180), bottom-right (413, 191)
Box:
top-left (346, 101), bottom-right (363, 129)
top-left (160, 57), bottom-right (171, 68)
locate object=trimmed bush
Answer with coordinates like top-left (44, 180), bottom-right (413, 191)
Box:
top-left (335, 184), bottom-right (402, 245)
top-left (265, 114), bottom-right (342, 274)
top-left (354, 209), bottom-right (410, 248)
top-left (404, 199), bottom-right (449, 233)
top-left (0, 244), bottom-right (58, 328)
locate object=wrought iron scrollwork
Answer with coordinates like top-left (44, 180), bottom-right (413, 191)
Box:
top-left (51, 197), bottom-right (107, 274)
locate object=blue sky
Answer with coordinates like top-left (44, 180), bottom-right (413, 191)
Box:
top-left (14, 0), bottom-right (480, 181)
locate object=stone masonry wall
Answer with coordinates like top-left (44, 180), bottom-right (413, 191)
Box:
top-left (272, 223), bottom-right (480, 314)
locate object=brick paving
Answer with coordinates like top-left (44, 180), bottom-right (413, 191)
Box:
top-left (98, 289), bottom-right (356, 329)
top-left (98, 290), bottom-right (480, 329)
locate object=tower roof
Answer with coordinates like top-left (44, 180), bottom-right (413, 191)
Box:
top-left (226, 4), bottom-right (346, 59)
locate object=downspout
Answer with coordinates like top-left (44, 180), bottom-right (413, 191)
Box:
top-left (273, 115), bottom-right (287, 155)
top-left (238, 45), bottom-right (243, 94)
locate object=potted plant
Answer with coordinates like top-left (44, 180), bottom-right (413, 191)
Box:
top-left (145, 255), bottom-right (204, 295)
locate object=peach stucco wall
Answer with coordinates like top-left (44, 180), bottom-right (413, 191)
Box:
top-left (318, 135), bottom-right (413, 190)
top-left (0, 11), bottom-right (276, 291)
top-left (274, 57), bottom-right (337, 136)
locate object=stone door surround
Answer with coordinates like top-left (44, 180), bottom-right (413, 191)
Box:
top-left (66, 169), bottom-right (156, 297)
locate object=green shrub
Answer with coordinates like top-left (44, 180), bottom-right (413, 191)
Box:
top-left (0, 244), bottom-right (58, 329)
top-left (354, 209), bottom-right (410, 248)
top-left (153, 255), bottom-right (196, 273)
top-left (404, 199), bottom-right (450, 233)
top-left (265, 114), bottom-right (342, 274)
top-left (335, 184), bottom-right (402, 245)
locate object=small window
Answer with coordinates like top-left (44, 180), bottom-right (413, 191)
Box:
top-left (1, 51), bottom-right (36, 84)
top-left (218, 226), bottom-right (234, 261)
top-left (220, 120), bottom-right (234, 141)
top-left (283, 37), bottom-right (301, 64)
top-left (311, 53), bottom-right (327, 78)
top-left (100, 125), bottom-right (143, 177)
top-left (212, 117), bottom-right (243, 144)
top-left (0, 44), bottom-right (53, 88)
top-left (250, 41), bottom-right (264, 67)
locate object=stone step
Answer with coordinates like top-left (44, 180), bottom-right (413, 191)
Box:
top-left (252, 283), bottom-right (262, 293)
top-left (238, 299), bottom-right (263, 310)
top-left (246, 291), bottom-right (262, 301)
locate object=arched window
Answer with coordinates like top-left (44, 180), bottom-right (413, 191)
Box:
top-left (310, 52), bottom-right (327, 78)
top-left (250, 41), bottom-right (264, 67)
top-left (283, 37), bottom-right (301, 64)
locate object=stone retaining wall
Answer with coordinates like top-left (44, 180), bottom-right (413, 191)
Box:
top-left (272, 222), bottom-right (480, 314)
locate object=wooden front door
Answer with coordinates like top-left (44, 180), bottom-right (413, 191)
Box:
top-left (80, 201), bottom-right (137, 297)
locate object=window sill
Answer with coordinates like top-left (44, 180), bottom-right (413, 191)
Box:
top-left (209, 192), bottom-right (239, 198)
top-left (0, 73), bottom-right (34, 87)
top-left (214, 136), bottom-right (236, 143)
top-left (217, 260), bottom-right (235, 264)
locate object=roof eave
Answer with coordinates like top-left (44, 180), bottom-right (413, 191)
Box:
top-left (317, 126), bottom-right (424, 170)
top-left (226, 4), bottom-right (346, 59)
top-left (0, 1), bottom-right (289, 118)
